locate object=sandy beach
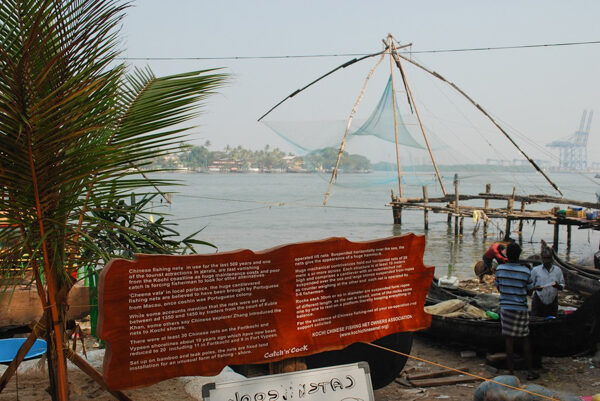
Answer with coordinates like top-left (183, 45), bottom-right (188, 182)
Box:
top-left (2, 331), bottom-right (599, 401)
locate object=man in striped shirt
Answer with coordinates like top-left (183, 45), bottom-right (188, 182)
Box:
top-left (494, 242), bottom-right (538, 380)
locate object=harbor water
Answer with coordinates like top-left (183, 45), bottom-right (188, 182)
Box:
top-left (153, 171), bottom-right (600, 279)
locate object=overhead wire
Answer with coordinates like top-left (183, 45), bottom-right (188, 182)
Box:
top-left (172, 194), bottom-right (390, 221)
top-left (117, 39), bottom-right (600, 61)
top-left (400, 56), bottom-right (543, 195)
top-left (490, 113), bottom-right (600, 194)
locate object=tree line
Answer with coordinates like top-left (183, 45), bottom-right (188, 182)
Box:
top-left (151, 142), bottom-right (373, 173)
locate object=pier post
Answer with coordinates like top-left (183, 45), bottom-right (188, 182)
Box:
top-left (518, 201), bottom-right (525, 244)
top-left (553, 221), bottom-right (559, 251)
top-left (392, 205), bottom-right (402, 225)
top-left (483, 183), bottom-right (491, 236)
top-left (518, 202), bottom-right (525, 232)
top-left (454, 174), bottom-right (459, 236)
top-left (423, 186), bottom-right (429, 230)
top-left (504, 219), bottom-right (512, 240)
top-left (459, 217), bottom-right (464, 235)
top-left (567, 224), bottom-right (572, 254)
top-left (504, 187), bottom-right (515, 240)
top-left (391, 190), bottom-right (402, 225)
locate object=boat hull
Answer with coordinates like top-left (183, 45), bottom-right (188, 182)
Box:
top-left (0, 283), bottom-right (89, 330)
top-left (305, 331), bottom-right (412, 389)
top-left (423, 282), bottom-right (600, 357)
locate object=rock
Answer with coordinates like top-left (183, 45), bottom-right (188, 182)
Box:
top-left (461, 350), bottom-right (477, 358)
top-left (474, 375), bottom-right (581, 401)
top-left (485, 365), bottom-right (499, 374)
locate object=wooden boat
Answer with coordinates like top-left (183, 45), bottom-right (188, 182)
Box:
top-left (551, 251), bottom-right (600, 295)
top-left (233, 332), bottom-right (412, 390)
top-left (423, 281), bottom-right (600, 357)
top-left (0, 283), bottom-right (89, 331)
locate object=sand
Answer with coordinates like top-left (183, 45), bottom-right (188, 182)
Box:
top-left (1, 334), bottom-right (599, 401)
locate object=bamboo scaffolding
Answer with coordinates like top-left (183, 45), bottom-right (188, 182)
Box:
top-left (390, 43), bottom-right (447, 196)
top-left (393, 52), bottom-right (563, 196)
top-left (323, 51), bottom-right (386, 205)
top-left (389, 36), bottom-right (404, 198)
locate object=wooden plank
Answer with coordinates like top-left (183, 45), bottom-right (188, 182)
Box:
top-left (407, 367), bottom-right (469, 380)
top-left (409, 375), bottom-right (483, 387)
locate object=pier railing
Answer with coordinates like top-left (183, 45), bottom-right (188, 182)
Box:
top-left (388, 182), bottom-right (600, 251)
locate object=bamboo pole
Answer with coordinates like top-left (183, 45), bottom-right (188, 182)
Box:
top-left (323, 52), bottom-right (386, 205)
top-left (390, 45), bottom-right (447, 196)
top-left (65, 349), bottom-right (132, 401)
top-left (394, 52), bottom-right (563, 196)
top-left (0, 320), bottom-right (45, 393)
top-left (388, 36), bottom-right (403, 198)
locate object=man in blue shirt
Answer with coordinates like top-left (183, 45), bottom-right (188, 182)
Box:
top-left (531, 247), bottom-right (564, 317)
top-left (494, 242), bottom-right (538, 380)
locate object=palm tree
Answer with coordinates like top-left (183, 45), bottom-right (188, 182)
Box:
top-left (0, 0), bottom-right (227, 399)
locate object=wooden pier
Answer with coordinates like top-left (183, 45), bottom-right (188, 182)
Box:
top-left (388, 179), bottom-right (600, 251)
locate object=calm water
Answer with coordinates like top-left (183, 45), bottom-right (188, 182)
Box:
top-left (152, 171), bottom-right (600, 279)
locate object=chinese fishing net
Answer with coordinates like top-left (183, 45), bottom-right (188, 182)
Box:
top-left (261, 57), bottom-right (571, 203)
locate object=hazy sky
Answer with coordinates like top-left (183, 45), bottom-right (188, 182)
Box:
top-left (120, 1), bottom-right (600, 164)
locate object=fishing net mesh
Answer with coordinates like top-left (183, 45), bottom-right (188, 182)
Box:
top-left (261, 60), bottom-right (578, 202)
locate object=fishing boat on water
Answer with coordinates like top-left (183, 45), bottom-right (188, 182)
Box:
top-left (423, 280), bottom-right (600, 357)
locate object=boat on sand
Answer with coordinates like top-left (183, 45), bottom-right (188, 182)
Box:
top-left (422, 281), bottom-right (600, 357)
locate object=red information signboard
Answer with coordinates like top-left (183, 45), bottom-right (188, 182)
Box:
top-left (98, 234), bottom-right (434, 390)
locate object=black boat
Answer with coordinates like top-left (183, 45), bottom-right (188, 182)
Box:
top-left (551, 250), bottom-right (600, 295)
top-left (529, 241), bottom-right (600, 295)
top-left (233, 332), bottom-right (413, 390)
top-left (305, 332), bottom-right (412, 389)
top-left (423, 281), bottom-right (600, 357)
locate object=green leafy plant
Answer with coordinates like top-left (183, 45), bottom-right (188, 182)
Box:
top-left (0, 0), bottom-right (226, 398)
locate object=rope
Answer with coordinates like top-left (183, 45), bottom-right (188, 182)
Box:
top-left (116, 39), bottom-right (600, 61)
top-left (365, 342), bottom-right (560, 400)
top-left (172, 195), bottom-right (390, 221)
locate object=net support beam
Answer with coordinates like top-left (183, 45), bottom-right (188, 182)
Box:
top-left (390, 40), bottom-right (447, 196)
top-left (395, 52), bottom-right (562, 196)
top-left (323, 52), bottom-right (387, 205)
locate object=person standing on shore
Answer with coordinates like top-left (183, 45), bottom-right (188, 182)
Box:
top-left (530, 247), bottom-right (564, 317)
top-left (494, 242), bottom-right (539, 380)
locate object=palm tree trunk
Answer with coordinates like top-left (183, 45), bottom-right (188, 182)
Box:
top-left (45, 294), bottom-right (68, 400)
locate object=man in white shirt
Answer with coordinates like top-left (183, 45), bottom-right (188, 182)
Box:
top-left (530, 247), bottom-right (565, 317)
